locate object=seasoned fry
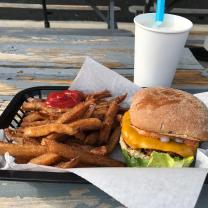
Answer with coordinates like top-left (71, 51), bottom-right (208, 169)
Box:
top-left (22, 101), bottom-right (69, 113)
top-left (65, 118), bottom-right (102, 131)
top-left (99, 101), bottom-right (119, 144)
top-left (107, 126), bottom-right (121, 153)
top-left (116, 114), bottom-right (123, 123)
top-left (23, 112), bottom-right (48, 122)
top-left (84, 131), bottom-right (99, 145)
top-left (38, 111), bottom-right (61, 120)
top-left (15, 157), bottom-right (31, 164)
top-left (24, 124), bottom-right (77, 137)
top-left (86, 90), bottom-right (111, 100)
top-left (65, 141), bottom-right (93, 152)
top-left (91, 126), bottom-right (121, 155)
top-left (55, 157), bottom-right (80, 169)
top-left (0, 142), bottom-right (47, 158)
top-left (111, 93), bottom-right (127, 104)
top-left (4, 128), bottom-right (40, 145)
top-left (56, 100), bottom-right (94, 124)
top-left (74, 132), bottom-right (86, 141)
top-left (90, 146), bottom-right (107, 156)
top-left (83, 104), bottom-right (96, 118)
top-left (24, 118), bottom-right (102, 137)
top-left (92, 110), bottom-right (105, 120)
top-left (45, 139), bottom-right (124, 167)
top-left (29, 153), bottom-right (61, 165)
top-left (21, 120), bottom-right (51, 127)
top-left (3, 89), bottom-right (127, 169)
top-left (45, 133), bottom-right (69, 141)
top-left (22, 101), bottom-right (43, 111)
top-left (95, 103), bottom-right (109, 109)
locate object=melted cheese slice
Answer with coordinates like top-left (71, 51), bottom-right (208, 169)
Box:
top-left (121, 112), bottom-right (194, 158)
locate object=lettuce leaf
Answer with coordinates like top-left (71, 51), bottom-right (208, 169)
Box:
top-left (122, 149), bottom-right (194, 168)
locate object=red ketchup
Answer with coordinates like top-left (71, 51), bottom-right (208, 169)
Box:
top-left (45, 90), bottom-right (82, 108)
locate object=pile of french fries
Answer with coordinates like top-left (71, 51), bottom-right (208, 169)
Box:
top-left (2, 90), bottom-right (128, 168)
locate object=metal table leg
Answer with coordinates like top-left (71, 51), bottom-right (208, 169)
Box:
top-left (42, 0), bottom-right (50, 28)
top-left (108, 0), bottom-right (118, 30)
top-left (143, 0), bottom-right (154, 13)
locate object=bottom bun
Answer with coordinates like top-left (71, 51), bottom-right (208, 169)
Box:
top-left (119, 136), bottom-right (194, 168)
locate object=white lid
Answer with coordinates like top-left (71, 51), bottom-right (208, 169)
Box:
top-left (134, 13), bottom-right (193, 34)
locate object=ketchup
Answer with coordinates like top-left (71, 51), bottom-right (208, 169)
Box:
top-left (45, 90), bottom-right (82, 108)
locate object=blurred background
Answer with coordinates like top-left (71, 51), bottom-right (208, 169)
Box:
top-left (0, 0), bottom-right (207, 31)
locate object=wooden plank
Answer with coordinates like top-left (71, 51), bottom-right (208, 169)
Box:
top-left (0, 35), bottom-right (133, 69)
top-left (0, 181), bottom-right (123, 208)
top-left (0, 31), bottom-right (202, 69)
top-left (0, 27), bottom-right (133, 37)
top-left (0, 3), bottom-right (120, 11)
top-left (0, 69), bottom-right (207, 101)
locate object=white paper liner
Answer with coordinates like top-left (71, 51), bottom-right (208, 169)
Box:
top-left (1, 57), bottom-right (208, 208)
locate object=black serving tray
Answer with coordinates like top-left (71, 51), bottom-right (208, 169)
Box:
top-left (0, 86), bottom-right (207, 184)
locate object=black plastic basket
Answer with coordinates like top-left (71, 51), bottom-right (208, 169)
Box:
top-left (0, 86), bottom-right (207, 184)
top-left (0, 86), bottom-right (88, 183)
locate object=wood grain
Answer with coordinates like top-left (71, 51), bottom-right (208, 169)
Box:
top-left (0, 181), bottom-right (124, 208)
top-left (0, 28), bottom-right (202, 69)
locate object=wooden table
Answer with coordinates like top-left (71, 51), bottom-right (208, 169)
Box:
top-left (0, 28), bottom-right (207, 208)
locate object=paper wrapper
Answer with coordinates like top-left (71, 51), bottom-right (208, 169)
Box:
top-left (1, 57), bottom-right (208, 208)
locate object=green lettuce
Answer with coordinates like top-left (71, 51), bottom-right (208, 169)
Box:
top-left (122, 149), bottom-right (194, 168)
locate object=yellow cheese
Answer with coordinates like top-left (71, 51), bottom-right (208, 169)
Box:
top-left (121, 112), bottom-right (194, 157)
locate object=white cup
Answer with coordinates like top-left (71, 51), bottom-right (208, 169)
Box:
top-left (134, 13), bottom-right (193, 87)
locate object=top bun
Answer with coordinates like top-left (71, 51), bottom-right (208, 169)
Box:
top-left (130, 87), bottom-right (208, 141)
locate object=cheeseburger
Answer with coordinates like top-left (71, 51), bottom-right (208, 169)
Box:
top-left (120, 87), bottom-right (208, 167)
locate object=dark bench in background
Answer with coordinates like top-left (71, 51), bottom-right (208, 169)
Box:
top-left (0, 0), bottom-right (207, 30)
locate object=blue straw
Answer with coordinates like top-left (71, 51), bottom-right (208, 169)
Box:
top-left (155, 0), bottom-right (165, 25)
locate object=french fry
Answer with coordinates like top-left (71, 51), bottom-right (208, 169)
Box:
top-left (56, 99), bottom-right (94, 124)
top-left (15, 157), bottom-right (31, 164)
top-left (74, 132), bottom-right (86, 141)
top-left (20, 120), bottom-right (51, 127)
top-left (116, 114), bottom-right (123, 123)
top-left (24, 124), bottom-right (77, 137)
top-left (99, 101), bottom-right (119, 144)
top-left (55, 157), bottom-right (80, 168)
top-left (84, 131), bottom-right (99, 145)
top-left (111, 93), bottom-right (127, 104)
top-left (107, 126), bottom-right (121, 153)
top-left (45, 139), bottom-right (124, 167)
top-left (83, 103), bottom-right (96, 118)
top-left (3, 89), bottom-right (127, 168)
top-left (22, 101), bottom-right (43, 111)
top-left (86, 90), bottom-right (111, 100)
top-left (91, 110), bottom-right (105, 120)
top-left (22, 101), bottom-right (69, 114)
top-left (23, 112), bottom-right (48, 122)
top-left (29, 153), bottom-right (61, 165)
top-left (4, 128), bottom-right (40, 145)
top-left (64, 141), bottom-right (93, 152)
top-left (90, 146), bottom-right (107, 156)
top-left (45, 133), bottom-right (69, 142)
top-left (24, 118), bottom-right (102, 137)
top-left (90, 126), bottom-right (121, 155)
top-left (0, 142), bottom-right (47, 158)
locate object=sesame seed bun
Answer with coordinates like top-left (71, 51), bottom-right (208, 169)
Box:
top-left (129, 87), bottom-right (208, 141)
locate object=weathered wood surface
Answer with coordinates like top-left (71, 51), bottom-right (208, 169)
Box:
top-left (0, 28), bottom-right (207, 208)
top-left (0, 176), bottom-right (206, 208)
top-left (0, 180), bottom-right (124, 208)
top-left (0, 29), bottom-right (201, 69)
top-left (0, 28), bottom-right (206, 101)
